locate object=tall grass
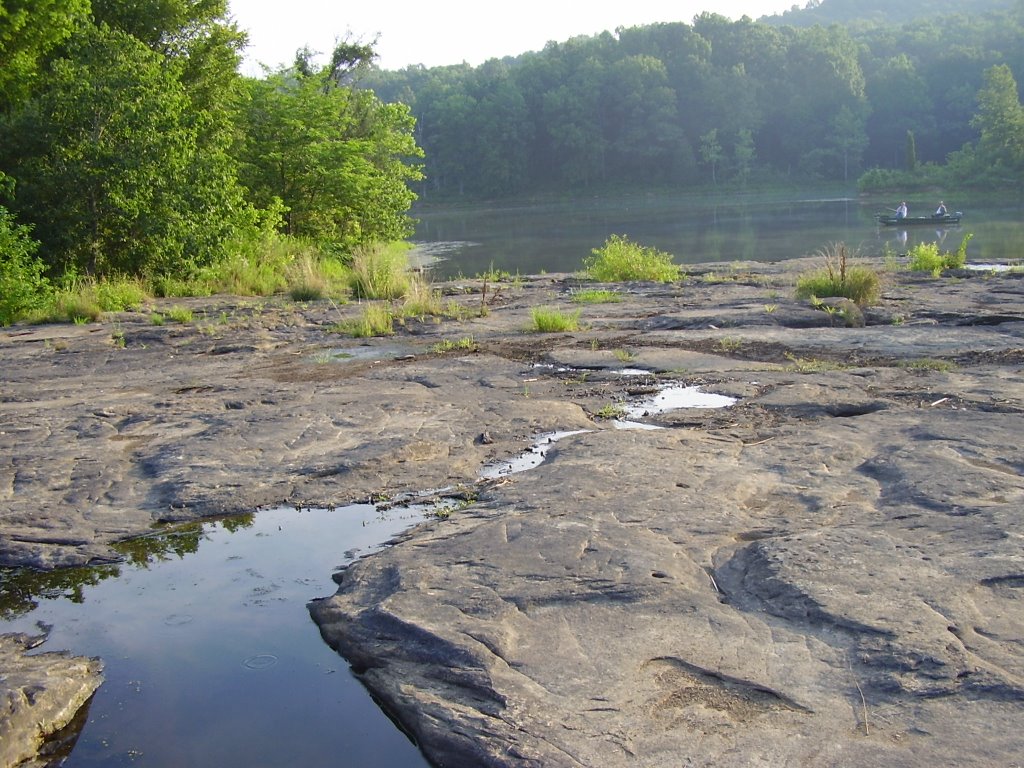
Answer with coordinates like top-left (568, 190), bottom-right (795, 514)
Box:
top-left (584, 234), bottom-right (681, 283)
top-left (348, 243), bottom-right (412, 299)
top-left (795, 242), bottom-right (881, 306)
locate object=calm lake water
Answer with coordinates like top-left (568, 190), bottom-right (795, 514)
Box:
top-left (0, 505), bottom-right (434, 768)
top-left (411, 193), bottom-right (1024, 279)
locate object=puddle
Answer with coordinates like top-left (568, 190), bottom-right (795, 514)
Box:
top-left (480, 430), bottom-right (590, 479)
top-left (622, 385), bottom-right (737, 419)
top-left (614, 420), bottom-right (665, 430)
top-left (312, 343), bottom-right (418, 364)
top-left (0, 504), bottom-right (434, 768)
top-left (964, 263), bottom-right (1021, 272)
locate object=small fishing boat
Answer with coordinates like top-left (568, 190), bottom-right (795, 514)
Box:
top-left (877, 212), bottom-right (962, 226)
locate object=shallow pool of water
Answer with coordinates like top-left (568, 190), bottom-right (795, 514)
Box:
top-left (0, 504), bottom-right (433, 768)
top-left (623, 385), bottom-right (738, 419)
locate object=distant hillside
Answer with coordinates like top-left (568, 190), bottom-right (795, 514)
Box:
top-left (760, 0), bottom-right (1018, 26)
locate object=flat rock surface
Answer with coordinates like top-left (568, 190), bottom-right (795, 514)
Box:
top-left (3, 258), bottom-right (1024, 766)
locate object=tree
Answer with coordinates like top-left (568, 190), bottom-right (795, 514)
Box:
top-left (237, 47), bottom-right (423, 248)
top-left (971, 64), bottom-right (1024, 173)
top-left (0, 24), bottom-right (253, 276)
top-left (0, 206), bottom-right (50, 325)
top-left (0, 0), bottom-right (90, 106)
top-left (831, 105), bottom-right (869, 181)
top-left (733, 128), bottom-right (756, 185)
top-left (700, 129), bottom-right (723, 185)
top-left (905, 129), bottom-right (918, 171)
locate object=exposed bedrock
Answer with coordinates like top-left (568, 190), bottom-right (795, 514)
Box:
top-left (313, 409), bottom-right (1024, 767)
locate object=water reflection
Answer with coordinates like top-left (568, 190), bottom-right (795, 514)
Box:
top-left (0, 505), bottom-right (433, 768)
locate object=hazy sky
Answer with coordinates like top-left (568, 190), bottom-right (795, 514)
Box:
top-left (229, 0), bottom-right (791, 74)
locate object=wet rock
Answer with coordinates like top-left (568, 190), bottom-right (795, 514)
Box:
top-left (0, 633), bottom-right (102, 768)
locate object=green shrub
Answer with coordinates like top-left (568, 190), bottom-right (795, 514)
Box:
top-left (795, 242), bottom-right (881, 306)
top-left (0, 207), bottom-right (51, 325)
top-left (907, 242), bottom-right (945, 275)
top-left (530, 306), bottom-right (581, 332)
top-left (584, 235), bottom-right (680, 283)
top-left (908, 234), bottom-right (973, 276)
top-left (95, 277), bottom-right (148, 311)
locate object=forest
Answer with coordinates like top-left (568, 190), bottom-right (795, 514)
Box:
top-left (363, 0), bottom-right (1023, 198)
top-left (1, 0), bottom-right (1022, 324)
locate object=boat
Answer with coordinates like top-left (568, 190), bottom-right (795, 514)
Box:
top-left (876, 212), bottom-right (962, 226)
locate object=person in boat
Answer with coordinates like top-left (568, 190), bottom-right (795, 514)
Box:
top-left (934, 201), bottom-right (947, 217)
top-left (896, 201), bottom-right (908, 219)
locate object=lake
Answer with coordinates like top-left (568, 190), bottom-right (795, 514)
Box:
top-left (410, 193), bottom-right (1024, 279)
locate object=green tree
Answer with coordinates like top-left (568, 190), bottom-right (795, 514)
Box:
top-left (1, 24), bottom-right (253, 276)
top-left (733, 128), bottom-right (756, 185)
top-left (971, 64), bottom-right (1024, 173)
top-left (0, 206), bottom-right (50, 325)
top-left (865, 54), bottom-right (936, 168)
top-left (831, 104), bottom-right (869, 181)
top-left (700, 129), bottom-right (723, 185)
top-left (238, 48), bottom-right (423, 248)
top-left (905, 129), bottom-right (918, 171)
top-left (0, 0), bottom-right (90, 106)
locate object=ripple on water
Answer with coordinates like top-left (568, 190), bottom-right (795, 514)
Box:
top-left (243, 653), bottom-right (279, 670)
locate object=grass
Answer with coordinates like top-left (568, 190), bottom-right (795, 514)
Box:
top-left (595, 403), bottom-right (626, 419)
top-left (432, 336), bottom-right (477, 353)
top-left (529, 306), bottom-right (581, 332)
top-left (584, 234), bottom-right (681, 283)
top-left (331, 304), bottom-right (395, 337)
top-left (348, 242), bottom-right (411, 300)
top-left (898, 358), bottom-right (957, 372)
top-left (401, 275), bottom-right (444, 318)
top-left (784, 352), bottom-right (849, 372)
top-left (716, 337), bottom-right (742, 352)
top-left (612, 348), bottom-right (636, 362)
top-left (166, 306), bottom-right (194, 324)
top-left (572, 288), bottom-right (622, 304)
top-left (795, 242), bottom-right (881, 306)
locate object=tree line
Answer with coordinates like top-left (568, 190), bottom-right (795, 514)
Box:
top-left (363, 2), bottom-right (1024, 198)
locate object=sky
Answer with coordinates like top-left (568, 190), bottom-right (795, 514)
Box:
top-left (229, 0), bottom-right (792, 75)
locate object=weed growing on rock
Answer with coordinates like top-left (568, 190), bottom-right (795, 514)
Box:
top-left (908, 233), bottom-right (973, 276)
top-left (784, 352), bottom-right (849, 372)
top-left (899, 358), bottom-right (957, 372)
top-left (167, 306), bottom-right (193, 324)
top-left (432, 337), bottom-right (476, 353)
top-left (332, 304), bottom-right (394, 337)
top-left (572, 289), bottom-right (622, 304)
top-left (595, 403), bottom-right (626, 419)
top-left (584, 234), bottom-right (680, 283)
top-left (530, 306), bottom-right (581, 332)
top-left (795, 242), bottom-right (881, 306)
